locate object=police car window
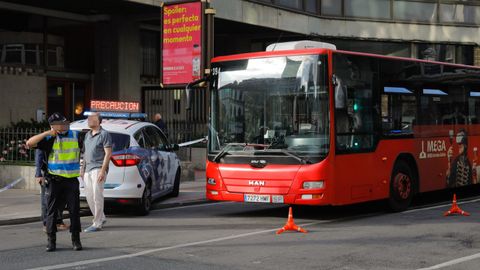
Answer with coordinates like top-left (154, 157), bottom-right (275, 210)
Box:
top-left (144, 126), bottom-right (165, 149)
top-left (134, 131), bottom-right (146, 148)
top-left (141, 128), bottom-right (157, 149)
top-left (151, 126), bottom-right (168, 145)
top-left (157, 128), bottom-right (169, 145)
top-left (110, 133), bottom-right (130, 151)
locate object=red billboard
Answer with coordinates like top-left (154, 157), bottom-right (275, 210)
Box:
top-left (162, 2), bottom-right (203, 85)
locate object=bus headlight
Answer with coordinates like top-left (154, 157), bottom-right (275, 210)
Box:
top-left (303, 181), bottom-right (324, 189)
top-left (207, 178), bottom-right (216, 185)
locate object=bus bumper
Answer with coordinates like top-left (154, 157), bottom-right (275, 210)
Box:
top-left (206, 189), bottom-right (328, 205)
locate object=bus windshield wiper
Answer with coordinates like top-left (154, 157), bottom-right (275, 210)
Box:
top-left (280, 149), bottom-right (312, 164)
top-left (213, 143), bottom-right (269, 162)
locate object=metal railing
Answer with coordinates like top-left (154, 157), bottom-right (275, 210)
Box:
top-left (166, 120), bottom-right (207, 162)
top-left (0, 128), bottom-right (44, 164)
top-left (0, 123), bottom-right (206, 164)
top-left (166, 119), bottom-right (206, 145)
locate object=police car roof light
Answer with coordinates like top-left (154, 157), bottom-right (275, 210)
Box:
top-left (83, 111), bottom-right (147, 119)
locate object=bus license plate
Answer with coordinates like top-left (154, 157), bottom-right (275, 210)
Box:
top-left (272, 195), bottom-right (284, 204)
top-left (244, 194), bottom-right (271, 203)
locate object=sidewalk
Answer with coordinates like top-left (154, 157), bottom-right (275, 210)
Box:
top-left (0, 171), bottom-right (207, 226)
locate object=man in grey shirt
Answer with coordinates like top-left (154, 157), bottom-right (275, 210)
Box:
top-left (81, 112), bottom-right (112, 232)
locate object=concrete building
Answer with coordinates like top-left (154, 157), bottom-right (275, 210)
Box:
top-left (0, 0), bottom-right (479, 133)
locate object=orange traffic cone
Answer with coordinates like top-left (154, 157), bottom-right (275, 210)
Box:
top-left (276, 207), bottom-right (307, 234)
top-left (444, 194), bottom-right (470, 216)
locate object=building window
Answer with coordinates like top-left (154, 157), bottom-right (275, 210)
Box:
top-left (345, 0), bottom-right (391, 19)
top-left (304, 0), bottom-right (318, 13)
top-left (0, 43), bottom-right (64, 68)
top-left (394, 1), bottom-right (437, 22)
top-left (24, 44), bottom-right (39, 65)
top-left (274, 0), bottom-right (302, 9)
top-left (321, 0), bottom-right (342, 16)
top-left (141, 30), bottom-right (159, 77)
top-left (440, 4), bottom-right (480, 25)
top-left (3, 44), bottom-right (23, 64)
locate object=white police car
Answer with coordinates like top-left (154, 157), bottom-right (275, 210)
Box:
top-left (70, 118), bottom-right (181, 215)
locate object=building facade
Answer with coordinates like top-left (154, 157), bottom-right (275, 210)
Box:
top-left (0, 0), bottom-right (479, 140)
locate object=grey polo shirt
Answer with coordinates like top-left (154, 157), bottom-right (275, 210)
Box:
top-left (83, 127), bottom-right (112, 172)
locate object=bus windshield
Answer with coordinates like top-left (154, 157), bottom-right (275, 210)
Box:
top-left (209, 54), bottom-right (329, 163)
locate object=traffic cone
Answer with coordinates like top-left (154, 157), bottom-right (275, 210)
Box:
top-left (444, 194), bottom-right (470, 216)
top-left (276, 207), bottom-right (307, 234)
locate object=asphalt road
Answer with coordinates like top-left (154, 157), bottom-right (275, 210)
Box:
top-left (2, 188), bottom-right (480, 270)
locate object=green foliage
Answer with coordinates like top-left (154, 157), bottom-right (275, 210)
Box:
top-left (6, 118), bottom-right (50, 129)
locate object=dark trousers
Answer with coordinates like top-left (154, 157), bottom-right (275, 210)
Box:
top-left (40, 184), bottom-right (64, 226)
top-left (45, 176), bottom-right (81, 234)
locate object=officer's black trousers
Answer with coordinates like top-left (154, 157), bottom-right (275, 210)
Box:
top-left (45, 176), bottom-right (81, 234)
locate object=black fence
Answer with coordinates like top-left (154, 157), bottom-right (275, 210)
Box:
top-left (0, 128), bottom-right (43, 164)
top-left (142, 86), bottom-right (208, 145)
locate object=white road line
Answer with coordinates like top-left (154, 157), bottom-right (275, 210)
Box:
top-left (417, 252), bottom-right (480, 270)
top-left (405, 197), bottom-right (480, 269)
top-left (403, 198), bottom-right (480, 214)
top-left (25, 221), bottom-right (324, 270)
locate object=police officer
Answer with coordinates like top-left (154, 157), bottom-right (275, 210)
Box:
top-left (35, 149), bottom-right (68, 232)
top-left (27, 113), bottom-right (82, 252)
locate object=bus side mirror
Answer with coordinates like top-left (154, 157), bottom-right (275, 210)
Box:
top-left (185, 76), bottom-right (209, 110)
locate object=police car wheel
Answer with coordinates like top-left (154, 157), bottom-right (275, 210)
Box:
top-left (171, 170), bottom-right (181, 198)
top-left (136, 184), bottom-right (152, 216)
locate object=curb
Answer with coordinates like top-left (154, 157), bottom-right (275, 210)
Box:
top-left (0, 200), bottom-right (210, 226)
top-left (0, 210), bottom-right (91, 226)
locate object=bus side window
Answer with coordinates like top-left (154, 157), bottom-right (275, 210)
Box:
top-left (333, 53), bottom-right (378, 153)
top-left (381, 87), bottom-right (416, 136)
top-left (468, 90), bottom-right (480, 125)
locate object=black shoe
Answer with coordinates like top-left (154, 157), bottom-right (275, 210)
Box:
top-left (46, 233), bottom-right (56, 252)
top-left (71, 232), bottom-right (82, 251)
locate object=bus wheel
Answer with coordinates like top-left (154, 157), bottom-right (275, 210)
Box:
top-left (388, 161), bottom-right (414, 212)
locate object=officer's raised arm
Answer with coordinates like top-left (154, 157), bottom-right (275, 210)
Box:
top-left (26, 129), bottom-right (56, 148)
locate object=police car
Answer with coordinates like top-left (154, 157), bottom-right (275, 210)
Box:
top-left (70, 116), bottom-right (181, 215)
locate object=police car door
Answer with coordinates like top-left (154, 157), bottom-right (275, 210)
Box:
top-left (144, 126), bottom-right (172, 194)
top-left (157, 128), bottom-right (177, 190)
top-left (133, 128), bottom-right (160, 196)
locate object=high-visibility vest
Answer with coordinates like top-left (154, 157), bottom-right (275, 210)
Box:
top-left (47, 130), bottom-right (80, 178)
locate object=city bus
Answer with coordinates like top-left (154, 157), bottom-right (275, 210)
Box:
top-left (204, 41), bottom-right (480, 211)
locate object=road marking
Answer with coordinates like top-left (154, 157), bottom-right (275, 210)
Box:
top-left (417, 252), bottom-right (480, 270)
top-left (25, 220), bottom-right (325, 270)
top-left (403, 197), bottom-right (480, 214)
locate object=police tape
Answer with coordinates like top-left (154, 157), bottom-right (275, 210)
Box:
top-left (0, 177), bottom-right (24, 193)
top-left (178, 136), bottom-right (207, 148)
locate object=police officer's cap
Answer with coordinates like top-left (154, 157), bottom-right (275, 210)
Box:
top-left (48, 112), bottom-right (69, 125)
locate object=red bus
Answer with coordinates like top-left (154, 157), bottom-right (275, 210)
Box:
top-left (205, 41), bottom-right (480, 211)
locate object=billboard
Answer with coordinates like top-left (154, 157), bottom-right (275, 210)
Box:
top-left (162, 1), bottom-right (203, 85)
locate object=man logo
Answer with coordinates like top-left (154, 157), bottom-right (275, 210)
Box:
top-left (250, 159), bottom-right (267, 168)
top-left (248, 180), bottom-right (265, 186)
